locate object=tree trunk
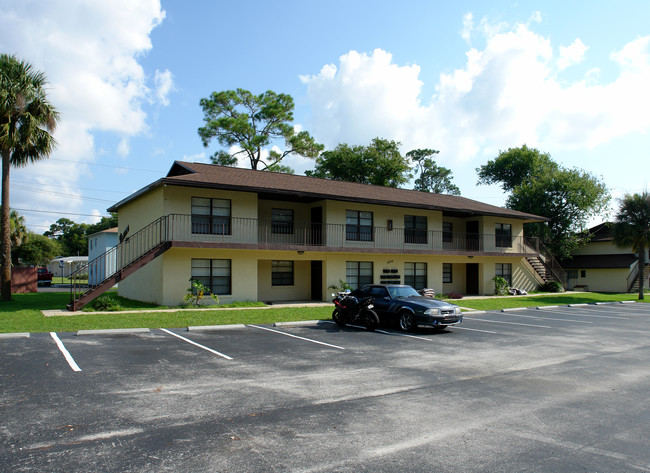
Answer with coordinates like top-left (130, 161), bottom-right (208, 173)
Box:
top-left (639, 241), bottom-right (646, 301)
top-left (1, 149), bottom-right (11, 301)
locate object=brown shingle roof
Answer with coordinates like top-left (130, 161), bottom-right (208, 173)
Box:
top-left (108, 161), bottom-right (547, 221)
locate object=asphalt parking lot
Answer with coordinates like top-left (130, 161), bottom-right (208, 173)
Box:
top-left (1, 303), bottom-right (649, 472)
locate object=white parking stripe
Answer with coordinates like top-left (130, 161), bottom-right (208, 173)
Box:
top-left (50, 332), bottom-right (81, 372)
top-left (537, 308), bottom-right (629, 320)
top-left (249, 325), bottom-right (345, 350)
top-left (470, 318), bottom-right (552, 329)
top-left (375, 329), bottom-right (434, 341)
top-left (160, 328), bottom-right (233, 360)
top-left (502, 313), bottom-right (593, 324)
top-left (454, 326), bottom-right (499, 334)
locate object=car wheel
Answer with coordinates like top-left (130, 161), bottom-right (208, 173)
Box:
top-left (332, 309), bottom-right (346, 326)
top-left (363, 310), bottom-right (379, 331)
top-left (399, 311), bottom-right (416, 331)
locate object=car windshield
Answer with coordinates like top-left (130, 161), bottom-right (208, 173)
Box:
top-left (387, 286), bottom-right (420, 299)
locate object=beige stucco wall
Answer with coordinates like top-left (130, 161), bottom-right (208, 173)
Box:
top-left (118, 186), bottom-right (164, 235)
top-left (162, 185), bottom-right (258, 218)
top-left (257, 259), bottom-right (311, 301)
top-left (570, 267), bottom-right (629, 293)
top-left (118, 256), bottom-right (164, 304)
top-left (324, 200), bottom-right (444, 231)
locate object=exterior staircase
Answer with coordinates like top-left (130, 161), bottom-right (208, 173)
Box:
top-left (627, 261), bottom-right (649, 293)
top-left (524, 238), bottom-right (567, 288)
top-left (67, 216), bottom-right (172, 311)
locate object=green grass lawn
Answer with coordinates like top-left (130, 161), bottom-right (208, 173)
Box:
top-left (0, 291), bottom-right (645, 334)
top-left (0, 292), bottom-right (332, 333)
top-left (454, 292), bottom-right (645, 311)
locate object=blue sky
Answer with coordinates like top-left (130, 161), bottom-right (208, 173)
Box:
top-left (1, 0), bottom-right (649, 233)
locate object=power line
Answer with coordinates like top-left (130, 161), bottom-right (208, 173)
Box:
top-left (13, 185), bottom-right (115, 203)
top-left (49, 158), bottom-right (164, 174)
top-left (12, 208), bottom-right (112, 218)
top-left (11, 178), bottom-right (131, 195)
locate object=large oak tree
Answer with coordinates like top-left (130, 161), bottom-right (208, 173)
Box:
top-left (477, 145), bottom-right (609, 259)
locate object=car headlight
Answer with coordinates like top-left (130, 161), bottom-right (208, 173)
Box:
top-left (454, 307), bottom-right (461, 314)
top-left (424, 308), bottom-right (440, 315)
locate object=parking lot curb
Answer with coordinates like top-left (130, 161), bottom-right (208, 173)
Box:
top-left (501, 307), bottom-right (525, 312)
top-left (568, 303), bottom-right (589, 307)
top-left (187, 324), bottom-right (246, 331)
top-left (0, 332), bottom-right (30, 339)
top-left (76, 328), bottom-right (150, 336)
top-left (273, 320), bottom-right (322, 327)
top-left (463, 310), bottom-right (486, 315)
top-left (620, 301), bottom-right (637, 304)
top-left (536, 305), bottom-right (559, 310)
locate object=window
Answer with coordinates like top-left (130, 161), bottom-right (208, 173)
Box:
top-left (495, 263), bottom-right (512, 286)
top-left (272, 209), bottom-right (293, 234)
top-left (191, 259), bottom-right (231, 295)
top-left (443, 263), bottom-right (452, 283)
top-left (405, 215), bottom-right (427, 244)
top-left (370, 286), bottom-right (390, 299)
top-left (581, 270), bottom-right (586, 278)
top-left (346, 261), bottom-right (373, 290)
top-left (405, 262), bottom-right (427, 289)
top-left (495, 223), bottom-right (512, 248)
top-left (192, 197), bottom-right (231, 235)
top-left (346, 210), bottom-right (373, 241)
top-left (272, 261), bottom-right (294, 286)
top-left (442, 222), bottom-right (453, 243)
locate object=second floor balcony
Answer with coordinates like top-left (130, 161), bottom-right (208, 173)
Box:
top-left (152, 214), bottom-right (538, 256)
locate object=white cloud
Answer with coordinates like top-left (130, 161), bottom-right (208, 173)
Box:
top-left (461, 13), bottom-right (473, 43)
top-left (558, 39), bottom-right (588, 70)
top-left (301, 22), bottom-right (650, 168)
top-left (0, 0), bottom-right (166, 227)
top-left (117, 138), bottom-right (130, 157)
top-left (154, 69), bottom-right (174, 106)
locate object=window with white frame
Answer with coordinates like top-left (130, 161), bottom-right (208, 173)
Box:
top-left (405, 262), bottom-right (427, 289)
top-left (191, 259), bottom-right (231, 294)
top-left (272, 260), bottom-right (294, 286)
top-left (346, 261), bottom-right (373, 289)
top-left (191, 197), bottom-right (231, 235)
top-left (495, 263), bottom-right (512, 286)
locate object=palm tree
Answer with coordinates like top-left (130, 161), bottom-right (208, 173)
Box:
top-left (612, 192), bottom-right (650, 300)
top-left (0, 54), bottom-right (59, 301)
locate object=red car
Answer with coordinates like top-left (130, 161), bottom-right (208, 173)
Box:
top-left (37, 267), bottom-right (53, 286)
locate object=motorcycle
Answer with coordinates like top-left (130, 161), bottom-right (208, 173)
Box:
top-left (331, 291), bottom-right (380, 331)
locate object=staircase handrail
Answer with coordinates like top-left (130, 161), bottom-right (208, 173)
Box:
top-left (69, 215), bottom-right (171, 304)
top-left (626, 259), bottom-right (640, 293)
top-left (524, 237), bottom-right (567, 287)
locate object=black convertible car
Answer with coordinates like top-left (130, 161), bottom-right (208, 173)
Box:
top-left (351, 284), bottom-right (463, 331)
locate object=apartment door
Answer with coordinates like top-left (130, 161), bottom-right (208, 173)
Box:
top-left (466, 221), bottom-right (479, 251)
top-left (466, 263), bottom-right (479, 295)
top-left (311, 260), bottom-right (323, 301)
top-left (310, 207), bottom-right (323, 246)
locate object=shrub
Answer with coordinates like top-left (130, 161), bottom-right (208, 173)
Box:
top-left (492, 276), bottom-right (509, 295)
top-left (184, 279), bottom-right (220, 306)
top-left (540, 281), bottom-right (564, 293)
top-left (447, 291), bottom-right (464, 299)
top-left (92, 294), bottom-right (125, 311)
